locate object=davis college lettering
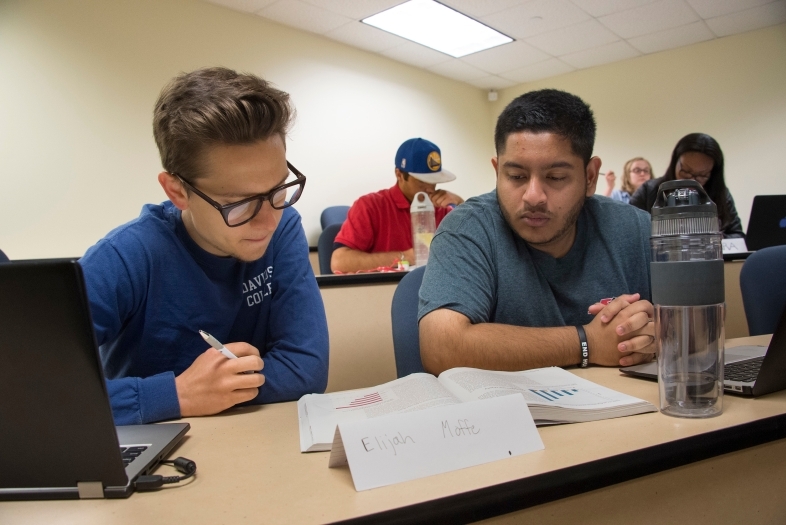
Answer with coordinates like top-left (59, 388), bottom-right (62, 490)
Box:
top-left (242, 266), bottom-right (274, 307)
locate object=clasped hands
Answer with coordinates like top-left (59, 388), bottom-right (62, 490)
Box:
top-left (585, 293), bottom-right (655, 367)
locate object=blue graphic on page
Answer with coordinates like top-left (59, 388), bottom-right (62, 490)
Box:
top-left (529, 388), bottom-right (579, 402)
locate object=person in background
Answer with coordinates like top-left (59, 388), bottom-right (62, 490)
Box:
top-left (331, 138), bottom-right (464, 273)
top-left (603, 157), bottom-right (653, 204)
top-left (80, 67), bottom-right (329, 425)
top-left (630, 133), bottom-right (744, 238)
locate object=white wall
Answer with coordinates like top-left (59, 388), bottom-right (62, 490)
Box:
top-left (2, 1), bottom-right (784, 260)
top-left (0, 0), bottom-right (495, 259)
top-left (492, 23), bottom-right (786, 230)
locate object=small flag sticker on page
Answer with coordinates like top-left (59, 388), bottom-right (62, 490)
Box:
top-left (336, 392), bottom-right (382, 409)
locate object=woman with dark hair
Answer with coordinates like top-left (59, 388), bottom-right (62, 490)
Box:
top-left (630, 133), bottom-right (745, 238)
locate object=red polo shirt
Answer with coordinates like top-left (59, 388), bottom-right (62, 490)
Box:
top-left (334, 184), bottom-right (451, 253)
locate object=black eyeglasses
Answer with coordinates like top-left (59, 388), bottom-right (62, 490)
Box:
top-left (175, 161), bottom-right (306, 227)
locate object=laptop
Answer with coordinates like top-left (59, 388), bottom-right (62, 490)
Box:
top-left (0, 259), bottom-right (189, 500)
top-left (746, 195), bottom-right (786, 251)
top-left (621, 306), bottom-right (786, 397)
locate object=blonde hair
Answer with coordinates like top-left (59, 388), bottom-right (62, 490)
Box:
top-left (621, 157), bottom-right (653, 195)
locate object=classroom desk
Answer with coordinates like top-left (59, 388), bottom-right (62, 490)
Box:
top-left (3, 336), bottom-right (784, 525)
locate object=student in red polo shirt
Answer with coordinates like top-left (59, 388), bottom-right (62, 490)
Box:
top-left (331, 138), bottom-right (464, 273)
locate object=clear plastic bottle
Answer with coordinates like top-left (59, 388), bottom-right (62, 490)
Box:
top-left (651, 180), bottom-right (725, 418)
top-left (410, 192), bottom-right (436, 267)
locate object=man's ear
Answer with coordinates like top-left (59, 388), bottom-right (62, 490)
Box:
top-left (158, 172), bottom-right (189, 211)
top-left (585, 157), bottom-right (602, 197)
top-left (491, 157), bottom-right (499, 178)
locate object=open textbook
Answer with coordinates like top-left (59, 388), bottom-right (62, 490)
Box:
top-left (298, 367), bottom-right (656, 452)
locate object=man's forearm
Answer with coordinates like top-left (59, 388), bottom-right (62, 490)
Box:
top-left (420, 309), bottom-right (581, 374)
top-left (331, 247), bottom-right (402, 273)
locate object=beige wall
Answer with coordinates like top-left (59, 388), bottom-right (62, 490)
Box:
top-left (492, 23), bottom-right (786, 231)
top-left (0, 0), bottom-right (495, 259)
top-left (1, 0), bottom-right (783, 260)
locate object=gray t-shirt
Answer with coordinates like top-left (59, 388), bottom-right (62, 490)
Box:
top-left (418, 191), bottom-right (651, 328)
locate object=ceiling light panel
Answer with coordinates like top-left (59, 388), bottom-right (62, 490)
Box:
top-left (362, 0), bottom-right (513, 58)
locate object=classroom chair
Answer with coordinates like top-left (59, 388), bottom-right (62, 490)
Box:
top-left (317, 223), bottom-right (342, 275)
top-left (391, 265), bottom-right (427, 377)
top-left (740, 245), bottom-right (786, 335)
top-left (320, 206), bottom-right (349, 230)
top-left (0, 249), bottom-right (9, 263)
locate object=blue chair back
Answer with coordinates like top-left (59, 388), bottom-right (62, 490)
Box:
top-left (318, 223), bottom-right (342, 275)
top-left (391, 266), bottom-right (427, 377)
top-left (740, 245), bottom-right (786, 336)
top-left (320, 206), bottom-right (350, 230)
top-left (0, 249), bottom-right (8, 263)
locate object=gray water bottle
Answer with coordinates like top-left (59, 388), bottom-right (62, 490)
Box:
top-left (651, 180), bottom-right (725, 418)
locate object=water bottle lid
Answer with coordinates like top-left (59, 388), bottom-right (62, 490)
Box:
top-left (410, 191), bottom-right (435, 213)
top-left (651, 180), bottom-right (719, 237)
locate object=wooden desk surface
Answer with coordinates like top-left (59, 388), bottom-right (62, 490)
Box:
top-left (2, 336), bottom-right (784, 525)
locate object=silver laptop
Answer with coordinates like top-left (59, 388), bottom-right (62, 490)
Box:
top-left (0, 259), bottom-right (189, 500)
top-left (621, 306), bottom-right (786, 397)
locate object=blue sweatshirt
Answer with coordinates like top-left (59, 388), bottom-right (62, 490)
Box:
top-left (80, 202), bottom-right (329, 425)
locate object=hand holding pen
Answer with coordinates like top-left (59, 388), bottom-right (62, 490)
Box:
top-left (174, 333), bottom-right (265, 417)
top-left (200, 330), bottom-right (258, 374)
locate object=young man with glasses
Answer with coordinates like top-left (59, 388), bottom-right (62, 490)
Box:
top-left (80, 67), bottom-right (328, 425)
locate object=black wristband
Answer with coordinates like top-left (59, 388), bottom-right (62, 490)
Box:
top-left (576, 325), bottom-right (589, 368)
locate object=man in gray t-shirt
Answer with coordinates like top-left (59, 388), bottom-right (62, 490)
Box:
top-left (418, 89), bottom-right (656, 374)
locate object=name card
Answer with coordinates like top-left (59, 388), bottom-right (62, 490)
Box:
top-left (328, 394), bottom-right (544, 491)
top-left (722, 238), bottom-right (748, 254)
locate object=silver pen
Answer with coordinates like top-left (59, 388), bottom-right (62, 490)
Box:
top-left (199, 330), bottom-right (256, 374)
top-left (199, 330), bottom-right (239, 359)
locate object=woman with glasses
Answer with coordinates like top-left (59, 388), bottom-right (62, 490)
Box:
top-left (603, 157), bottom-right (653, 204)
top-left (630, 133), bottom-right (745, 238)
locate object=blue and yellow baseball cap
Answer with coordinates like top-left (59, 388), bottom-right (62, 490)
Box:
top-left (395, 138), bottom-right (456, 184)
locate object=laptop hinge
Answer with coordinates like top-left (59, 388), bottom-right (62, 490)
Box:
top-left (77, 481), bottom-right (105, 499)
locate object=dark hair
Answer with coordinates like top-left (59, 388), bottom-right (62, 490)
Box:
top-left (153, 67), bottom-right (294, 180)
top-left (494, 89), bottom-right (596, 165)
top-left (662, 133), bottom-right (729, 223)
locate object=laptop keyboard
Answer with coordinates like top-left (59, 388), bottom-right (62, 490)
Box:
top-left (120, 445), bottom-right (149, 467)
top-left (725, 357), bottom-right (764, 383)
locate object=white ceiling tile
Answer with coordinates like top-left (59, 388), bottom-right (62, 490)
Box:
top-left (381, 42), bottom-right (453, 68)
top-left (203, 0), bottom-right (278, 13)
top-left (559, 39), bottom-right (641, 68)
top-left (257, 0), bottom-right (353, 34)
top-left (299, 0), bottom-right (405, 20)
top-left (705, 0), bottom-right (786, 36)
top-left (599, 0), bottom-right (699, 38)
top-left (460, 41), bottom-right (552, 74)
top-left (569, 0), bottom-right (660, 17)
top-left (499, 58), bottom-right (576, 83)
top-left (428, 60), bottom-right (490, 81)
top-left (441, 0), bottom-right (530, 19)
top-left (628, 20), bottom-right (715, 53)
top-left (481, 0), bottom-right (593, 39)
top-left (526, 19), bottom-right (620, 56)
top-left (686, 0), bottom-right (775, 19)
top-left (325, 21), bottom-right (410, 52)
top-left (465, 75), bottom-right (519, 89)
